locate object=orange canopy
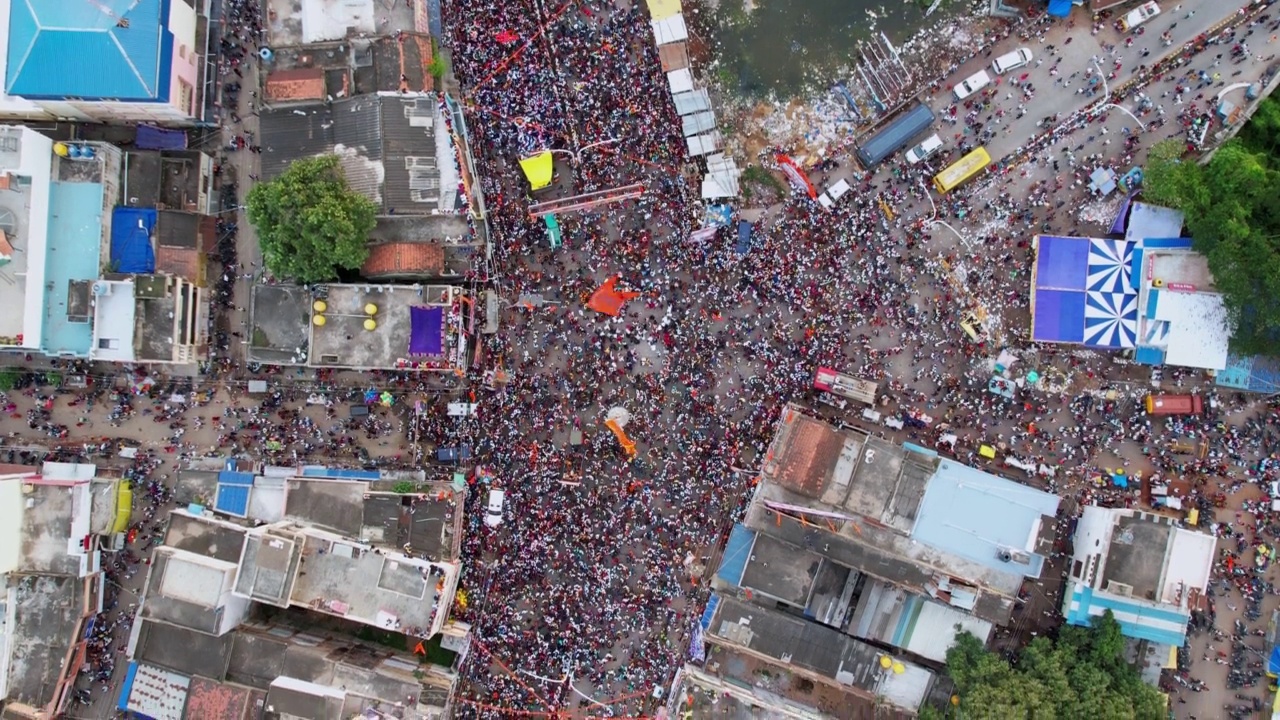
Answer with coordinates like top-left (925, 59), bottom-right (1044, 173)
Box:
top-left (587, 275), bottom-right (640, 316)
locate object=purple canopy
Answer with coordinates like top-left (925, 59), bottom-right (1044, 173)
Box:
top-left (409, 306), bottom-right (445, 356)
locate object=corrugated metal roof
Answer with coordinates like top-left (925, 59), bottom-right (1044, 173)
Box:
top-left (215, 484), bottom-right (250, 517)
top-left (259, 96), bottom-right (450, 214)
top-left (7, 0), bottom-right (167, 100)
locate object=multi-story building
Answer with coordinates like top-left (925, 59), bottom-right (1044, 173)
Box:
top-left (713, 404), bottom-right (1060, 670)
top-left (0, 0), bottom-right (214, 125)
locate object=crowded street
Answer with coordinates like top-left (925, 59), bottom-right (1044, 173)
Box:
top-left (5, 0), bottom-right (1280, 718)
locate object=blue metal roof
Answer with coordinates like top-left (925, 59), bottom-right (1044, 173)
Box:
top-left (7, 0), bottom-right (171, 100)
top-left (912, 460), bottom-right (1061, 577)
top-left (214, 483), bottom-right (250, 516)
top-left (299, 466), bottom-right (381, 481)
top-left (715, 524), bottom-right (756, 587)
top-left (217, 470), bottom-right (255, 486)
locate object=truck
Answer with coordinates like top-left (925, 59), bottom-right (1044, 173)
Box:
top-left (855, 104), bottom-right (935, 168)
top-left (1144, 393), bottom-right (1203, 416)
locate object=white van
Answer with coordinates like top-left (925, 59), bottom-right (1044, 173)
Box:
top-left (817, 179), bottom-right (852, 209)
top-left (954, 70), bottom-right (992, 100)
top-left (991, 48), bottom-right (1033, 75)
top-left (484, 489), bottom-right (505, 527)
top-left (905, 134), bottom-right (944, 164)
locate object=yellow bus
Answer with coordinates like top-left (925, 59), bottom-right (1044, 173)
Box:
top-left (932, 147), bottom-right (991, 194)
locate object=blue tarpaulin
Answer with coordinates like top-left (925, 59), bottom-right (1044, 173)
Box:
top-left (110, 207), bottom-right (156, 273)
top-left (1047, 0), bottom-right (1072, 17)
top-left (736, 220), bottom-right (753, 255)
top-left (135, 124), bottom-right (187, 150)
top-left (1269, 646), bottom-right (1280, 675)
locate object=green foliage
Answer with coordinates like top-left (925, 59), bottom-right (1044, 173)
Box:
top-left (246, 154), bottom-right (377, 283)
top-left (941, 612), bottom-right (1164, 720)
top-left (1143, 109), bottom-right (1280, 355)
top-left (0, 369), bottom-right (17, 391)
top-left (428, 56), bottom-right (447, 81)
top-left (392, 481), bottom-right (417, 494)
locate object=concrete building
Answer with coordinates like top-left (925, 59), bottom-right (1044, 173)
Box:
top-left (0, 126), bottom-right (125, 357)
top-left (701, 596), bottom-right (936, 715)
top-left (120, 478), bottom-right (467, 720)
top-left (715, 404), bottom-right (1059, 668)
top-left (1063, 505), bottom-right (1214, 648)
top-left (247, 282), bottom-right (473, 372)
top-left (0, 462), bottom-right (127, 720)
top-left (0, 0), bottom-right (215, 125)
top-left (89, 274), bottom-right (209, 364)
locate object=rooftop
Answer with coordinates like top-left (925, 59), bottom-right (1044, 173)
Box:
top-left (5, 574), bottom-right (84, 709)
top-left (259, 94), bottom-right (460, 215)
top-left (749, 406), bottom-right (1057, 616)
top-left (305, 283), bottom-right (463, 371)
top-left (18, 480), bottom-right (91, 576)
top-left (265, 0), bottom-right (415, 46)
top-left (42, 179), bottom-right (106, 356)
top-left (362, 242), bottom-right (444, 278)
top-left (282, 478), bottom-right (461, 561)
top-left (707, 596), bottom-right (933, 713)
top-left (6, 0), bottom-right (167, 100)
top-left (264, 67), bottom-right (327, 102)
top-left (124, 151), bottom-right (207, 211)
top-left (848, 578), bottom-right (993, 663)
top-left (163, 510), bottom-right (250, 564)
top-left (247, 284), bottom-right (312, 366)
top-left (139, 547), bottom-right (239, 635)
top-left (1124, 201), bottom-right (1185, 244)
top-left (363, 214), bottom-right (477, 279)
top-left (183, 676), bottom-right (261, 720)
top-left (286, 526), bottom-right (455, 637)
top-left (0, 126), bottom-right (50, 349)
top-left (134, 617), bottom-right (236, 679)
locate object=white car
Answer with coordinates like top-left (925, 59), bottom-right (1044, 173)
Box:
top-left (484, 489), bottom-right (505, 527)
top-left (954, 70), bottom-right (992, 100)
top-left (1119, 2), bottom-right (1160, 32)
top-left (905, 134), bottom-right (944, 164)
top-left (991, 48), bottom-right (1033, 75)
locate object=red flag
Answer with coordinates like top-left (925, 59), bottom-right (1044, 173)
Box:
top-left (495, 30), bottom-right (518, 44)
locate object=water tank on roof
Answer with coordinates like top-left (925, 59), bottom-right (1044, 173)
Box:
top-left (92, 281), bottom-right (111, 296)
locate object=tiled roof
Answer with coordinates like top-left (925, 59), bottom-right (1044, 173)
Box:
top-left (156, 245), bottom-right (202, 284)
top-left (7, 0), bottom-right (165, 100)
top-left (183, 677), bottom-right (252, 720)
top-left (770, 412), bottom-right (846, 498)
top-left (361, 242), bottom-right (444, 278)
top-left (265, 68), bottom-right (326, 101)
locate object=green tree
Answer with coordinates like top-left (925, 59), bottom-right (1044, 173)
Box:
top-left (1144, 135), bottom-right (1280, 355)
top-left (938, 612), bottom-right (1164, 720)
top-left (246, 154), bottom-right (378, 283)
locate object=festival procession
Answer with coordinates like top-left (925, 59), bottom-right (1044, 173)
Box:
top-left (1, 0), bottom-right (1280, 717)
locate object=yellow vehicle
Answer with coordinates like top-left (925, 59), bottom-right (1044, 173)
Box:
top-left (933, 147), bottom-right (991, 194)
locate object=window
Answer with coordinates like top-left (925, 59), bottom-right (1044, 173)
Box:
top-left (178, 44), bottom-right (186, 59)
top-left (98, 338), bottom-right (119, 350)
top-left (177, 79), bottom-right (194, 115)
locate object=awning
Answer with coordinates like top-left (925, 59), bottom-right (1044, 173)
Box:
top-left (111, 485), bottom-right (133, 534)
top-left (646, 0), bottom-right (682, 20)
top-left (651, 14), bottom-right (688, 45)
top-left (1047, 0), bottom-right (1072, 17)
top-left (519, 152), bottom-right (554, 190)
top-left (667, 68), bottom-right (694, 94)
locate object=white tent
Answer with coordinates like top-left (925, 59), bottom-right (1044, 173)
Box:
top-left (667, 68), bottom-right (694, 94)
top-left (681, 110), bottom-right (716, 137)
top-left (701, 152), bottom-right (741, 199)
top-left (672, 89), bottom-right (711, 116)
top-left (686, 131), bottom-right (721, 157)
top-left (651, 13), bottom-right (688, 45)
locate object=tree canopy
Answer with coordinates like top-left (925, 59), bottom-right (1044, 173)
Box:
top-left (924, 612), bottom-right (1165, 720)
top-left (246, 154), bottom-right (378, 283)
top-left (1142, 103), bottom-right (1280, 355)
